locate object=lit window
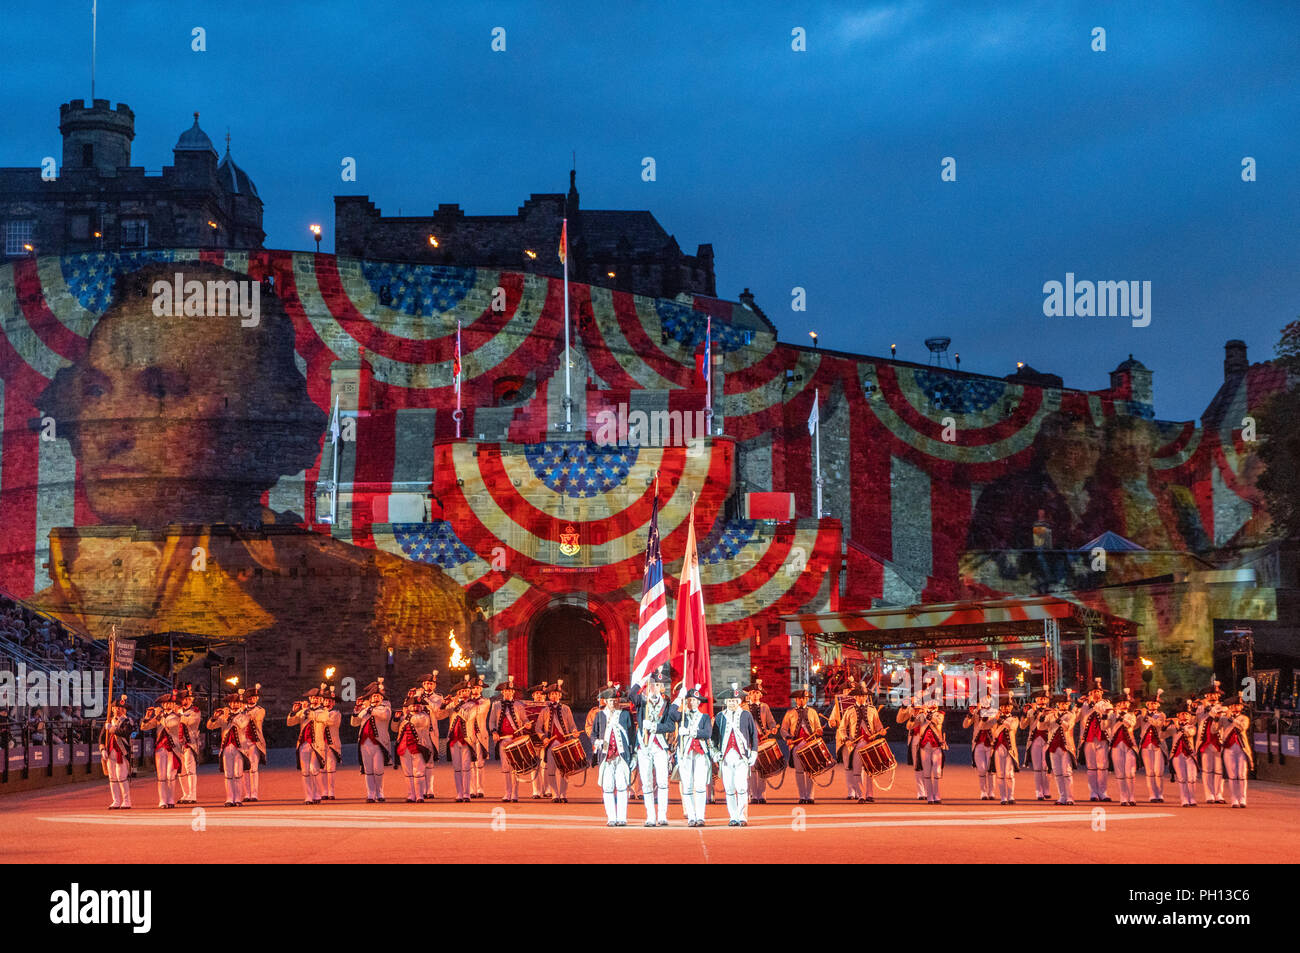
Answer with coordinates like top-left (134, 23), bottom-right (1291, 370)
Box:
top-left (4, 220), bottom-right (33, 256)
top-left (121, 218), bottom-right (148, 249)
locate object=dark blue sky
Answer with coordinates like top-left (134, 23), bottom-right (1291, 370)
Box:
top-left (3, 1), bottom-right (1296, 420)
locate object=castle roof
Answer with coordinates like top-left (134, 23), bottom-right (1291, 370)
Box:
top-left (217, 144), bottom-right (259, 199)
top-left (174, 113), bottom-right (217, 155)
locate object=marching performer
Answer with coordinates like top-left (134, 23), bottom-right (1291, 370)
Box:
top-left (672, 685), bottom-right (713, 826)
top-left (242, 683), bottom-right (267, 802)
top-left (1077, 678), bottom-right (1113, 802)
top-left (206, 690), bottom-right (252, 807)
top-left (528, 681), bottom-right (550, 798)
top-left (963, 699), bottom-right (997, 801)
top-left (394, 688), bottom-right (436, 802)
top-left (321, 685), bottom-right (343, 799)
top-left (100, 694), bottom-right (134, 810)
top-left (779, 686), bottom-right (825, 805)
top-left (836, 683), bottom-right (886, 803)
top-left (895, 695), bottom-right (929, 800)
top-left (1194, 681), bottom-right (1227, 804)
top-left (176, 685), bottom-right (202, 804)
top-left (745, 680), bottom-right (779, 805)
top-left (468, 676), bottom-right (491, 798)
top-left (350, 678), bottom-right (393, 803)
top-left (1107, 689), bottom-right (1140, 806)
top-left (1042, 692), bottom-right (1078, 806)
top-left (1219, 693), bottom-right (1253, 809)
top-left (416, 672), bottom-right (445, 798)
top-left (1021, 690), bottom-right (1053, 801)
top-left (287, 685), bottom-right (328, 804)
top-left (591, 685), bottom-right (635, 826)
top-left (140, 689), bottom-right (183, 808)
top-left (489, 675), bottom-right (531, 803)
top-left (535, 680), bottom-right (579, 803)
top-left (917, 702), bottom-right (948, 804)
top-left (991, 698), bottom-right (1019, 805)
top-left (1165, 707), bottom-right (1199, 807)
top-left (713, 684), bottom-right (758, 826)
top-left (1136, 689), bottom-right (1169, 803)
top-left (629, 666), bottom-right (674, 826)
top-left (443, 678), bottom-right (477, 802)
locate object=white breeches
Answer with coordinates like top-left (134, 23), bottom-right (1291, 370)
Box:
top-left (400, 750), bottom-right (428, 800)
top-left (1049, 748), bottom-right (1074, 803)
top-left (359, 739), bottom-right (386, 800)
top-left (1141, 747), bottom-right (1166, 800)
top-left (919, 746), bottom-right (943, 801)
top-left (153, 750), bottom-right (179, 806)
top-left (1082, 740), bottom-right (1109, 798)
top-left (1111, 743), bottom-right (1137, 801)
top-left (543, 745), bottom-right (570, 797)
top-left (219, 744), bottom-right (245, 804)
top-left (1029, 737), bottom-right (1050, 798)
top-left (993, 746), bottom-right (1016, 801)
top-left (297, 744), bottom-right (321, 801)
top-left (103, 754), bottom-right (132, 807)
top-left (719, 751), bottom-right (750, 822)
top-left (637, 745), bottom-right (670, 822)
top-left (678, 752), bottom-right (710, 821)
top-left (1222, 745), bottom-right (1250, 806)
top-left (179, 748), bottom-right (198, 801)
top-left (1171, 752), bottom-right (1198, 805)
top-left (1199, 747), bottom-right (1224, 801)
top-left (973, 743), bottom-right (994, 797)
top-left (600, 757), bottom-right (630, 823)
top-left (243, 748), bottom-right (262, 799)
top-left (450, 742), bottom-right (473, 798)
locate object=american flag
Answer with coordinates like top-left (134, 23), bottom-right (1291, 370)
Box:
top-left (630, 490), bottom-right (670, 690)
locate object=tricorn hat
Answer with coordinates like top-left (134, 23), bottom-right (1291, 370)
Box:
top-left (717, 682), bottom-right (745, 702)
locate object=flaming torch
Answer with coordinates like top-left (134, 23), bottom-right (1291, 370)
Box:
top-left (448, 629), bottom-right (469, 670)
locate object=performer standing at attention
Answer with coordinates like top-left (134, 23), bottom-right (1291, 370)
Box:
top-left (1194, 681), bottom-right (1227, 805)
top-left (1136, 689), bottom-right (1169, 804)
top-left (629, 666), bottom-right (674, 826)
top-left (591, 685), bottom-right (635, 826)
top-left (673, 685), bottom-right (713, 827)
top-left (895, 695), bottom-right (928, 800)
top-left (1165, 707), bottom-right (1199, 807)
top-left (444, 678), bottom-right (477, 803)
top-left (991, 698), bottom-right (1019, 805)
top-left (393, 688), bottom-right (435, 803)
top-left (1042, 692), bottom-right (1078, 806)
top-left (1021, 690), bottom-right (1052, 801)
top-left (1219, 693), bottom-right (1253, 809)
top-left (917, 702), bottom-right (948, 804)
top-left (287, 685), bottom-right (327, 804)
top-left (1077, 678), bottom-right (1113, 803)
top-left (176, 685), bottom-right (202, 805)
top-left (780, 686), bottom-right (825, 805)
top-left (1107, 689), bottom-right (1140, 806)
top-left (836, 683), bottom-right (886, 804)
top-left (207, 690), bottom-right (252, 807)
top-left (140, 689), bottom-right (182, 809)
top-left (745, 680), bottom-right (779, 805)
top-left (416, 672), bottom-right (445, 799)
top-left (321, 685), bottom-right (343, 800)
top-left (713, 684), bottom-right (758, 826)
top-left (468, 676), bottom-right (492, 798)
top-left (100, 694), bottom-right (135, 810)
top-left (489, 676), bottom-right (530, 803)
top-left (242, 683), bottom-right (267, 803)
top-left (535, 680), bottom-right (578, 804)
top-left (528, 682), bottom-right (550, 799)
top-left (350, 679), bottom-right (393, 804)
top-left (963, 698), bottom-right (996, 801)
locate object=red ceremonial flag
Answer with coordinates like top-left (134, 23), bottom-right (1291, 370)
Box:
top-left (670, 497), bottom-right (712, 715)
top-left (558, 220), bottom-right (567, 264)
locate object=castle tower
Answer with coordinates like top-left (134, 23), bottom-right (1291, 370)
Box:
top-left (59, 98), bottom-right (135, 174)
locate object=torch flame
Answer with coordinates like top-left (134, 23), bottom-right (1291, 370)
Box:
top-left (449, 630), bottom-right (468, 670)
top-left (1140, 657), bottom-right (1154, 669)
top-left (324, 666), bottom-right (336, 680)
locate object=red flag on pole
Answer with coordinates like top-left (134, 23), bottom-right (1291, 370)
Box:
top-left (558, 220), bottom-right (567, 264)
top-left (670, 496), bottom-right (712, 715)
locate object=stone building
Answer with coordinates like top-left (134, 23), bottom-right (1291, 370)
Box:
top-left (335, 171), bottom-right (715, 300)
top-left (0, 99), bottom-right (263, 259)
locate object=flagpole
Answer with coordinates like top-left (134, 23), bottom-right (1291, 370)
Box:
top-left (705, 315), bottom-right (712, 422)
top-left (91, 0), bottom-right (97, 101)
top-left (454, 318), bottom-right (463, 439)
top-left (814, 389), bottom-right (823, 518)
top-left (330, 395), bottom-right (340, 526)
top-left (562, 217), bottom-right (571, 431)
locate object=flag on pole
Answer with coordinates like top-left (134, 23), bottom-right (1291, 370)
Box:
top-left (454, 319), bottom-right (462, 405)
top-left (630, 490), bottom-right (670, 690)
top-left (558, 219), bottom-right (567, 264)
top-left (807, 389), bottom-right (819, 435)
top-left (670, 496), bottom-right (713, 715)
top-left (329, 395), bottom-right (341, 444)
top-left (702, 316), bottom-right (711, 383)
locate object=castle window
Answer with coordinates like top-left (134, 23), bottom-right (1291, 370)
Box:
top-left (121, 218), bottom-right (148, 249)
top-left (4, 220), bottom-right (33, 256)
top-left (68, 214), bottom-right (91, 241)
top-left (82, 144), bottom-right (93, 167)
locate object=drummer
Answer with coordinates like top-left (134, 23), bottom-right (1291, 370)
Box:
top-left (836, 682), bottom-right (887, 804)
top-left (489, 676), bottom-right (530, 803)
top-left (528, 682), bottom-right (550, 798)
top-left (895, 694), bottom-right (928, 801)
top-left (535, 680), bottom-right (579, 803)
top-left (779, 685), bottom-right (826, 805)
top-left (745, 679), bottom-right (779, 805)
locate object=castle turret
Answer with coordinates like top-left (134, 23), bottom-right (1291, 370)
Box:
top-left (59, 99), bottom-right (135, 174)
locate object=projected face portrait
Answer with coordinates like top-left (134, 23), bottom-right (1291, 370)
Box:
top-left (1104, 416), bottom-right (1156, 482)
top-left (37, 262), bottom-right (326, 528)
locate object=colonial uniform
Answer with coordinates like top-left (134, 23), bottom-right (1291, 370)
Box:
top-left (1106, 691), bottom-right (1140, 806)
top-left (1165, 712), bottom-right (1200, 806)
top-left (1194, 684), bottom-right (1227, 804)
top-left (140, 690), bottom-right (183, 808)
top-left (287, 686), bottom-right (328, 803)
top-left (991, 705), bottom-right (1020, 804)
top-left (206, 693), bottom-right (253, 807)
top-left (394, 689), bottom-right (436, 802)
top-left (349, 679), bottom-right (393, 803)
top-left (1041, 696), bottom-right (1077, 806)
top-left (629, 667), bottom-right (674, 826)
top-left (591, 688), bottom-right (635, 826)
top-left (242, 684), bottom-right (267, 802)
top-left (468, 677), bottom-right (492, 798)
top-left (1077, 683), bottom-right (1113, 802)
top-left (895, 699), bottom-right (929, 800)
top-left (528, 682), bottom-right (550, 798)
top-left (1219, 695), bottom-right (1253, 809)
top-left (321, 686), bottom-right (344, 799)
top-left (836, 686), bottom-right (885, 803)
top-left (1136, 692), bottom-right (1169, 803)
top-left (176, 686), bottom-right (202, 804)
top-left (489, 676), bottom-right (531, 803)
top-left (916, 706), bottom-right (948, 803)
top-left (672, 687), bottom-right (713, 826)
top-left (779, 689), bottom-right (825, 804)
top-left (713, 685), bottom-right (758, 826)
top-left (744, 680), bottom-right (779, 805)
top-left (535, 681), bottom-right (579, 803)
top-left (416, 673), bottom-right (445, 799)
top-left (446, 678), bottom-right (487, 802)
top-left (99, 696), bottom-right (134, 810)
top-left (962, 705), bottom-right (997, 800)
top-left (1021, 692), bottom-right (1053, 800)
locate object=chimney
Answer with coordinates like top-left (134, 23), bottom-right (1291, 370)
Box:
top-left (1224, 339), bottom-right (1248, 379)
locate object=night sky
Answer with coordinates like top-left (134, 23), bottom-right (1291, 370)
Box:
top-left (3, 1), bottom-right (1296, 421)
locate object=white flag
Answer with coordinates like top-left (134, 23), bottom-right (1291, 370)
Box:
top-left (329, 395), bottom-right (341, 444)
top-left (807, 390), bottom-right (819, 435)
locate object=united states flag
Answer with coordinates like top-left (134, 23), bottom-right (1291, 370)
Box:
top-left (630, 491), bottom-right (670, 689)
